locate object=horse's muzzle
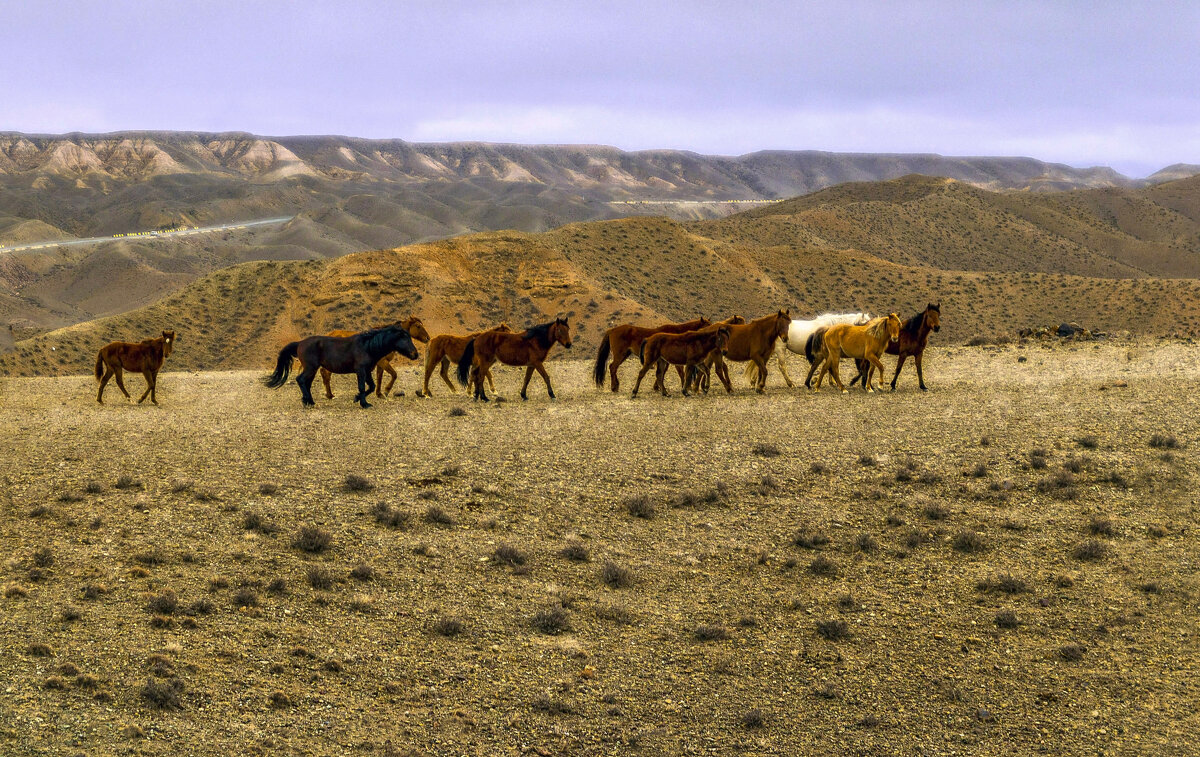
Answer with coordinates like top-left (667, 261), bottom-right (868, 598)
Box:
top-left (933, 326), bottom-right (940, 333)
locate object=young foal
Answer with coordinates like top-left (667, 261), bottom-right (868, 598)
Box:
top-left (632, 325), bottom-right (730, 397)
top-left (315, 315), bottom-right (430, 399)
top-left (593, 317), bottom-right (710, 392)
top-left (699, 310), bottom-right (791, 394)
top-left (811, 314), bottom-right (901, 393)
top-left (418, 323), bottom-right (511, 398)
top-left (95, 330), bottom-right (176, 405)
top-left (456, 317), bottom-right (572, 402)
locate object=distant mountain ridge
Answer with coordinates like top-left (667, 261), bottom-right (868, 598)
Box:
top-left (0, 131), bottom-right (1174, 194)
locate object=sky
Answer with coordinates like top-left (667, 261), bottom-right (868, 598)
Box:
top-left (2, 0), bottom-right (1197, 178)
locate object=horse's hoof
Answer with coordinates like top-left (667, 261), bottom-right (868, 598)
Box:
top-left (520, 393), bottom-right (528, 401)
top-left (920, 386), bottom-right (928, 392)
top-left (841, 390), bottom-right (849, 395)
top-left (548, 393), bottom-right (556, 400)
top-left (396, 391), bottom-right (405, 397)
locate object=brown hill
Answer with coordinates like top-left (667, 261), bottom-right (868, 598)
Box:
top-left (5, 204), bottom-right (1200, 377)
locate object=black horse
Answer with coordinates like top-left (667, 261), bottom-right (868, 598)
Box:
top-left (264, 324), bottom-right (419, 408)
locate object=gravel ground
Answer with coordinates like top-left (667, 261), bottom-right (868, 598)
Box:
top-left (1, 340), bottom-right (1198, 756)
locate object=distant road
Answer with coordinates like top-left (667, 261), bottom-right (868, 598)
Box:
top-left (0, 216), bottom-right (294, 255)
top-left (606, 199), bottom-right (781, 207)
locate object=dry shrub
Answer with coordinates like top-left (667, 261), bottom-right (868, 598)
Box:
top-left (293, 525), bottom-right (332, 553)
top-left (952, 530), bottom-right (986, 554)
top-left (343, 474), bottom-right (375, 493)
top-left (601, 560), bottom-right (634, 588)
top-left (141, 677), bottom-right (185, 709)
top-left (432, 616), bottom-right (465, 637)
top-left (559, 541), bottom-right (590, 562)
top-left (493, 544), bottom-right (528, 568)
top-left (1072, 539), bottom-right (1107, 561)
top-left (693, 624), bottom-right (730, 642)
top-left (816, 619), bottom-right (850, 640)
top-left (623, 495), bottom-right (656, 519)
top-left (532, 605), bottom-right (571, 635)
top-left (994, 609), bottom-right (1019, 629)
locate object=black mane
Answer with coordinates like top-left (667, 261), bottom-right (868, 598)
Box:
top-left (523, 320), bottom-right (557, 348)
top-left (901, 310), bottom-right (925, 338)
top-left (359, 324), bottom-right (404, 356)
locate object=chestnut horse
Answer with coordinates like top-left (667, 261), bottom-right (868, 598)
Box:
top-left (418, 323), bottom-right (511, 398)
top-left (314, 316), bottom-right (430, 399)
top-left (264, 323), bottom-right (419, 408)
top-left (95, 331), bottom-right (176, 405)
top-left (456, 317), bottom-right (572, 402)
top-left (632, 326), bottom-right (731, 398)
top-left (848, 303), bottom-right (941, 391)
top-left (811, 314), bottom-right (901, 393)
top-left (593, 317), bottom-right (710, 392)
top-left (696, 310), bottom-right (791, 394)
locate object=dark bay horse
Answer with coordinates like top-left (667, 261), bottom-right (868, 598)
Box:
top-left (849, 303), bottom-right (941, 391)
top-left (593, 317), bottom-right (710, 392)
top-left (315, 316), bottom-right (431, 399)
top-left (264, 323), bottom-right (419, 408)
top-left (456, 317), bottom-right (572, 402)
top-left (95, 331), bottom-right (176, 405)
top-left (632, 326), bottom-right (731, 398)
top-left (418, 323), bottom-right (511, 398)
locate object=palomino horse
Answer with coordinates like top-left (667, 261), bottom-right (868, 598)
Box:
top-left (811, 314), bottom-right (901, 393)
top-left (314, 316), bottom-right (430, 399)
top-left (848, 303), bottom-right (940, 391)
top-left (95, 331), bottom-right (176, 405)
top-left (632, 325), bottom-right (731, 398)
top-left (456, 317), bottom-right (572, 402)
top-left (418, 323), bottom-right (511, 398)
top-left (695, 310), bottom-right (791, 394)
top-left (745, 312), bottom-right (871, 388)
top-left (593, 317), bottom-right (710, 392)
top-left (264, 323), bottom-right (419, 408)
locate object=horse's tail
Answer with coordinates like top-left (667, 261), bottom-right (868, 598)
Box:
top-left (455, 339), bottom-right (476, 387)
top-left (637, 340), bottom-right (647, 364)
top-left (94, 350), bottom-right (105, 382)
top-left (593, 337), bottom-right (611, 387)
top-left (805, 330), bottom-right (824, 364)
top-left (742, 360), bottom-right (759, 385)
top-left (263, 341), bottom-right (299, 388)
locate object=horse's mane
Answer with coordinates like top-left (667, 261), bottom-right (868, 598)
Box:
top-left (865, 316), bottom-right (891, 341)
top-left (359, 324), bottom-right (402, 354)
top-left (901, 311), bottom-right (925, 338)
top-left (523, 320), bottom-right (557, 348)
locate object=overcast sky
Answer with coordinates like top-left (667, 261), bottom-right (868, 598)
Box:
top-left (2, 0), bottom-right (1196, 177)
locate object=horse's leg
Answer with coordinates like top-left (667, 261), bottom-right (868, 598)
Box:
top-left (828, 352), bottom-right (848, 393)
top-left (485, 367), bottom-right (497, 393)
top-left (97, 367), bottom-right (113, 404)
top-left (534, 362), bottom-right (555, 399)
top-left (777, 348), bottom-right (794, 388)
top-left (717, 359), bottom-right (732, 393)
top-left (891, 354), bottom-right (908, 392)
top-left (297, 366), bottom-right (318, 406)
top-left (520, 366), bottom-right (535, 400)
top-left (356, 367), bottom-right (373, 408)
top-left (113, 368), bottom-right (132, 400)
top-left (656, 359), bottom-right (670, 397)
top-left (753, 356), bottom-right (768, 393)
top-left (630, 356), bottom-right (655, 398)
top-left (473, 359), bottom-right (492, 402)
top-left (609, 348), bottom-right (629, 393)
top-left (867, 354), bottom-right (888, 393)
top-left (674, 364), bottom-right (687, 392)
top-left (320, 367), bottom-right (334, 399)
top-left (806, 358), bottom-right (822, 390)
top-left (136, 370), bottom-right (155, 404)
top-left (915, 352), bottom-right (928, 392)
top-left (378, 359), bottom-right (398, 397)
top-left (439, 357), bottom-right (456, 393)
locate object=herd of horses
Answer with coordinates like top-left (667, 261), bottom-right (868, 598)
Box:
top-left (92, 304), bottom-right (941, 407)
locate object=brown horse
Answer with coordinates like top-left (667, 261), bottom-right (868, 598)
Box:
top-left (456, 317), bottom-right (572, 401)
top-left (811, 314), bottom-right (901, 393)
top-left (95, 331), bottom-right (176, 405)
top-left (695, 310), bottom-right (791, 394)
top-left (632, 326), bottom-right (731, 397)
top-left (314, 316), bottom-right (431, 399)
top-left (848, 303), bottom-right (941, 391)
top-left (418, 323), bottom-right (511, 398)
top-left (593, 317), bottom-right (710, 392)
top-left (653, 315), bottom-right (745, 393)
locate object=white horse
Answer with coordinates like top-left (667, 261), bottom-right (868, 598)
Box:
top-left (745, 312), bottom-right (872, 387)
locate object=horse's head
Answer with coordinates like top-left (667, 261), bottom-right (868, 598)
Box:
top-left (698, 316), bottom-right (712, 328)
top-left (390, 325), bottom-right (420, 360)
top-left (715, 325), bottom-right (732, 355)
top-left (495, 322), bottom-right (512, 333)
top-left (553, 316), bottom-right (572, 349)
top-left (162, 330), bottom-right (176, 357)
top-left (403, 316), bottom-right (431, 343)
top-left (855, 313), bottom-right (872, 325)
top-left (926, 303), bottom-right (941, 333)
top-left (886, 313), bottom-right (902, 343)
top-left (774, 309), bottom-right (791, 338)
top-left (725, 315), bottom-right (746, 325)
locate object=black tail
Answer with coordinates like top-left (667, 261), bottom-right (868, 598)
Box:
top-left (455, 339), bottom-right (476, 387)
top-left (593, 337), bottom-right (611, 387)
top-left (263, 342), bottom-right (300, 388)
top-left (805, 330), bottom-right (824, 364)
top-left (638, 341), bottom-right (647, 364)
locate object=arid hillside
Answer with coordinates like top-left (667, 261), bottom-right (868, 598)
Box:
top-left (5, 178), bottom-right (1200, 376)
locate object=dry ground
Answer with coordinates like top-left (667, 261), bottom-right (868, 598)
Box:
top-left (1, 341), bottom-right (1198, 756)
